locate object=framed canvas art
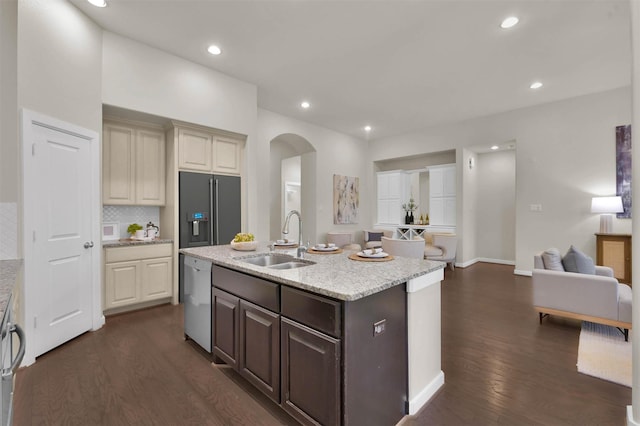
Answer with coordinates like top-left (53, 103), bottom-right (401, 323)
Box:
top-left (333, 174), bottom-right (359, 224)
top-left (616, 125), bottom-right (632, 219)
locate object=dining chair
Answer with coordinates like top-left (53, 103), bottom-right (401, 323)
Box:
top-left (327, 231), bottom-right (361, 250)
top-left (424, 233), bottom-right (457, 270)
top-left (380, 236), bottom-right (425, 259)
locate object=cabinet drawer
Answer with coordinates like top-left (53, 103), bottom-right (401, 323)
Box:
top-left (105, 243), bottom-right (173, 263)
top-left (281, 286), bottom-right (341, 338)
top-left (213, 266), bottom-right (279, 312)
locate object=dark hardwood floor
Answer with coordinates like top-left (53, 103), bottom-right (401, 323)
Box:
top-left (14, 263), bottom-right (630, 425)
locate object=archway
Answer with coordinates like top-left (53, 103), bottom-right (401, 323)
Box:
top-left (269, 133), bottom-right (316, 244)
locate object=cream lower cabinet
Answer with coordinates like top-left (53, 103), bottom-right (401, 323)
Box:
top-left (104, 243), bottom-right (173, 314)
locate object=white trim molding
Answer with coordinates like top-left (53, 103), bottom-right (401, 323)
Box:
top-left (628, 406), bottom-right (640, 426)
top-left (407, 371), bottom-right (445, 415)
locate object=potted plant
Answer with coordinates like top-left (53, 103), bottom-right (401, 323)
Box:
top-left (127, 223), bottom-right (143, 239)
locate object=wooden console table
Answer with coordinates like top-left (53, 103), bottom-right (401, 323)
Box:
top-left (595, 233), bottom-right (632, 285)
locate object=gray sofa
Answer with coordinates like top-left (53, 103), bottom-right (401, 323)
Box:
top-left (532, 253), bottom-right (632, 340)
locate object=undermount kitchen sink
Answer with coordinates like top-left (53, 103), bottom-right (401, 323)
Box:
top-left (240, 253), bottom-right (315, 269)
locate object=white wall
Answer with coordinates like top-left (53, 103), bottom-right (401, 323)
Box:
top-left (257, 109), bottom-right (369, 245)
top-left (370, 87), bottom-right (632, 272)
top-left (476, 149), bottom-right (516, 263)
top-left (460, 149), bottom-right (477, 264)
top-left (18, 0), bottom-right (102, 133)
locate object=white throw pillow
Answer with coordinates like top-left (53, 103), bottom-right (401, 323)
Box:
top-left (541, 248), bottom-right (565, 271)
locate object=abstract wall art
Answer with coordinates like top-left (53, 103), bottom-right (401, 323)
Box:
top-left (333, 174), bottom-right (359, 224)
top-left (616, 124), bottom-right (632, 219)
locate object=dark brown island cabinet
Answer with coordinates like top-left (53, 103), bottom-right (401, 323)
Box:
top-left (211, 265), bottom-right (409, 426)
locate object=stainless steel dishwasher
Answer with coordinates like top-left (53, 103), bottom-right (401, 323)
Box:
top-left (183, 255), bottom-right (212, 352)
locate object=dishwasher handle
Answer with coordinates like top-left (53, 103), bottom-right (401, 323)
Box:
top-left (2, 323), bottom-right (25, 378)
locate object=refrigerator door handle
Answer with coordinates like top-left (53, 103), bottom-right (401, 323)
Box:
top-left (214, 178), bottom-right (220, 245)
top-left (209, 178), bottom-right (214, 245)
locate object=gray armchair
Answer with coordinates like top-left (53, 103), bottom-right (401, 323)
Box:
top-left (532, 252), bottom-right (632, 340)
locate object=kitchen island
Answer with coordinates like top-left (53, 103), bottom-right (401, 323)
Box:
top-left (180, 243), bottom-right (445, 426)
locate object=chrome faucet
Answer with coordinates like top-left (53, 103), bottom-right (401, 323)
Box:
top-left (282, 210), bottom-right (306, 258)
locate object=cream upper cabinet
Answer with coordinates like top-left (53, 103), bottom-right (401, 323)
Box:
top-left (176, 123), bottom-right (244, 175)
top-left (103, 123), bottom-right (136, 204)
top-left (103, 119), bottom-right (166, 206)
top-left (212, 135), bottom-right (241, 174)
top-left (178, 127), bottom-right (213, 172)
top-left (136, 128), bottom-right (166, 205)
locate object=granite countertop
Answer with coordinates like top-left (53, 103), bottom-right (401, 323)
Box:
top-left (180, 242), bottom-right (444, 301)
top-left (0, 259), bottom-right (22, 320)
top-left (102, 238), bottom-right (174, 248)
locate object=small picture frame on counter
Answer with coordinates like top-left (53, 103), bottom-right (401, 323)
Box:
top-left (102, 222), bottom-right (120, 241)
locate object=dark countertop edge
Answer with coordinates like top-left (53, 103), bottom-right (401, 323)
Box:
top-left (102, 239), bottom-right (174, 248)
top-left (0, 259), bottom-right (22, 319)
top-left (179, 249), bottom-right (444, 301)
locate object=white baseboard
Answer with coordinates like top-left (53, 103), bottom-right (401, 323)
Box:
top-left (514, 269), bottom-right (532, 277)
top-left (457, 258), bottom-right (479, 268)
top-left (408, 371), bottom-right (445, 415)
top-left (477, 257), bottom-right (515, 266)
top-left (628, 406), bottom-right (640, 426)
top-left (457, 258), bottom-right (515, 268)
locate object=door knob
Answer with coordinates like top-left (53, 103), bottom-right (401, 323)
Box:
top-left (84, 241), bottom-right (94, 249)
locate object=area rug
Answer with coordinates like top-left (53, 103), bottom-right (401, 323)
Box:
top-left (576, 321), bottom-right (631, 387)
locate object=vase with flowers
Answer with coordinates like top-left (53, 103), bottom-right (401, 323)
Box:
top-left (401, 198), bottom-right (419, 224)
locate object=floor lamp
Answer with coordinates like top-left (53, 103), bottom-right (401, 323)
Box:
top-left (591, 196), bottom-right (624, 234)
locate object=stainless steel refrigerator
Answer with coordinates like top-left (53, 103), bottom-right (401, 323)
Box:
top-left (179, 171), bottom-right (241, 303)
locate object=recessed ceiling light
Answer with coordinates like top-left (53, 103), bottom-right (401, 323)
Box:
top-left (301, 101), bottom-right (310, 109)
top-left (491, 145), bottom-right (499, 150)
top-left (88, 0), bottom-right (107, 7)
top-left (364, 126), bottom-right (372, 132)
top-left (500, 16), bottom-right (519, 29)
top-left (207, 45), bottom-right (222, 55)
top-left (530, 81), bottom-right (543, 89)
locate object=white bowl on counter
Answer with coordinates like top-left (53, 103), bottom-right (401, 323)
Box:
top-left (230, 240), bottom-right (258, 251)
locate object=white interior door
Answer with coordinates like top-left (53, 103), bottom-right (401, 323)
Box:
top-left (22, 111), bottom-right (103, 364)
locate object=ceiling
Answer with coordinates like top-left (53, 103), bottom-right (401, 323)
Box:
top-left (70, 0), bottom-right (632, 141)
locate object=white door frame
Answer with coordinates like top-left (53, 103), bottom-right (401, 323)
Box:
top-left (21, 109), bottom-right (104, 366)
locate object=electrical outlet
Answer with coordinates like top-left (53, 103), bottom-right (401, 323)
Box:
top-left (373, 319), bottom-right (386, 337)
top-left (529, 204), bottom-right (543, 212)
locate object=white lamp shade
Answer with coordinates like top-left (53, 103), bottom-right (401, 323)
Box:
top-left (591, 196), bottom-right (623, 214)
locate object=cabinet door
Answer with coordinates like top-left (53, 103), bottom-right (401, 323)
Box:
top-left (443, 166), bottom-right (456, 197)
top-left (178, 128), bottom-right (213, 171)
top-left (135, 128), bottom-right (166, 205)
top-left (104, 261), bottom-right (140, 309)
top-left (281, 317), bottom-right (340, 426)
top-left (213, 288), bottom-right (239, 368)
top-left (239, 300), bottom-right (280, 403)
top-left (212, 136), bottom-right (241, 175)
top-left (103, 123), bottom-right (135, 205)
top-left (429, 198), bottom-right (444, 226)
top-left (140, 257), bottom-right (172, 301)
top-left (429, 168), bottom-right (444, 197)
top-left (443, 197), bottom-right (456, 226)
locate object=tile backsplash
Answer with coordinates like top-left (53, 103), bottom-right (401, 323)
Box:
top-left (103, 206), bottom-right (160, 239)
top-left (0, 202), bottom-right (18, 260)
